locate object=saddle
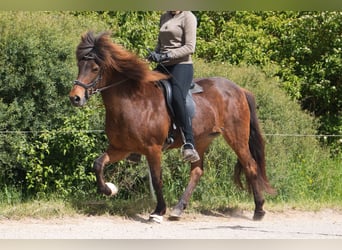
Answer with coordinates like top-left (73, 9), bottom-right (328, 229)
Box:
top-left (126, 80), bottom-right (203, 162)
top-left (158, 79), bottom-right (203, 118)
top-left (158, 79), bottom-right (203, 148)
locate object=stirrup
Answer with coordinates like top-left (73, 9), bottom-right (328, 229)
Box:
top-left (181, 143), bottom-right (195, 150)
top-left (181, 143), bottom-right (200, 163)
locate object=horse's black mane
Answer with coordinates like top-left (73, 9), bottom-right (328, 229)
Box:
top-left (76, 31), bottom-right (107, 66)
top-left (76, 31), bottom-right (167, 83)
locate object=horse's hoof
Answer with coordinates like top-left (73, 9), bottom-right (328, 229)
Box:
top-left (169, 207), bottom-right (183, 220)
top-left (105, 182), bottom-right (118, 196)
top-left (253, 210), bottom-right (265, 221)
top-left (149, 214), bottom-right (163, 223)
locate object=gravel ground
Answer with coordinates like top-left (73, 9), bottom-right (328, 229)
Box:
top-left (0, 209), bottom-right (341, 239)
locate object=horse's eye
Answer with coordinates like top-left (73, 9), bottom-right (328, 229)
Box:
top-left (93, 67), bottom-right (99, 72)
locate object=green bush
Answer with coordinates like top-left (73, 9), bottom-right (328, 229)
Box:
top-left (0, 11), bottom-right (108, 194)
top-left (71, 11), bottom-right (161, 56)
top-left (17, 106), bottom-right (106, 198)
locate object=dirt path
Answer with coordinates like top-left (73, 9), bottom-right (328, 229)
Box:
top-left (0, 209), bottom-right (341, 239)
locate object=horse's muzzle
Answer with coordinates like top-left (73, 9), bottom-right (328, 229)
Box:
top-left (69, 94), bottom-right (87, 107)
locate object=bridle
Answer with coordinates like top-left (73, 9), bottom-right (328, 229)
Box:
top-left (73, 54), bottom-right (127, 99)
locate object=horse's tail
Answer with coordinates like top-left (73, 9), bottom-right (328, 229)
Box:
top-left (234, 90), bottom-right (276, 195)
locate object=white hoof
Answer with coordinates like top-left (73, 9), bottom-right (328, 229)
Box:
top-left (105, 182), bottom-right (118, 196)
top-left (149, 214), bottom-right (163, 223)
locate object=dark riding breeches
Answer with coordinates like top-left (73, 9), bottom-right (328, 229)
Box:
top-left (156, 63), bottom-right (195, 146)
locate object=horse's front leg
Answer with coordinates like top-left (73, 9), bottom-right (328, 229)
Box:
top-left (93, 146), bottom-right (128, 196)
top-left (146, 146), bottom-right (166, 223)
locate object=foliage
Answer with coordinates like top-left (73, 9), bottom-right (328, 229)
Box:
top-left (71, 11), bottom-right (161, 57)
top-left (0, 11), bottom-right (108, 192)
top-left (1, 12), bottom-right (75, 132)
top-left (16, 106), bottom-right (105, 198)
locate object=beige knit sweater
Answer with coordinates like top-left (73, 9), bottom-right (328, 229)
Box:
top-left (155, 11), bottom-right (197, 65)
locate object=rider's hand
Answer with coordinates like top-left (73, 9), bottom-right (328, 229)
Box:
top-left (148, 51), bottom-right (169, 63)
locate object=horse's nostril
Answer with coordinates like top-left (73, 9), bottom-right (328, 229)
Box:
top-left (74, 95), bottom-right (81, 103)
top-left (70, 95), bottom-right (81, 105)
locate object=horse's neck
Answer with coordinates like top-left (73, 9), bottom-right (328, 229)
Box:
top-left (101, 80), bottom-right (162, 113)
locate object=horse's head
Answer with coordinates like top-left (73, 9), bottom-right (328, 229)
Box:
top-left (69, 31), bottom-right (169, 107)
top-left (69, 53), bottom-right (102, 107)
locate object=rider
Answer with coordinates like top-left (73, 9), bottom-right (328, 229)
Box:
top-left (148, 11), bottom-right (200, 163)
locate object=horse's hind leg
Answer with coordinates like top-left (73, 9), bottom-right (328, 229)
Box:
top-left (170, 159), bottom-right (204, 219)
top-left (223, 132), bottom-right (266, 220)
top-left (169, 140), bottom-right (211, 219)
top-left (235, 159), bottom-right (265, 220)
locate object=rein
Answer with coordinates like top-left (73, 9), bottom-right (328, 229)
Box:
top-left (74, 76), bottom-right (128, 99)
top-left (92, 78), bottom-right (128, 94)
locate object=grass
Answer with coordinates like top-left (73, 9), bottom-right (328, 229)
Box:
top-left (0, 198), bottom-right (76, 220)
top-left (1, 192), bottom-right (340, 220)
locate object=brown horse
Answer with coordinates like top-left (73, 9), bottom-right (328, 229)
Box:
top-left (69, 31), bottom-right (275, 222)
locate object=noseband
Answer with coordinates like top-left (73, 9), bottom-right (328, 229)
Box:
top-left (74, 74), bottom-right (102, 100)
top-left (73, 54), bottom-right (127, 99)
